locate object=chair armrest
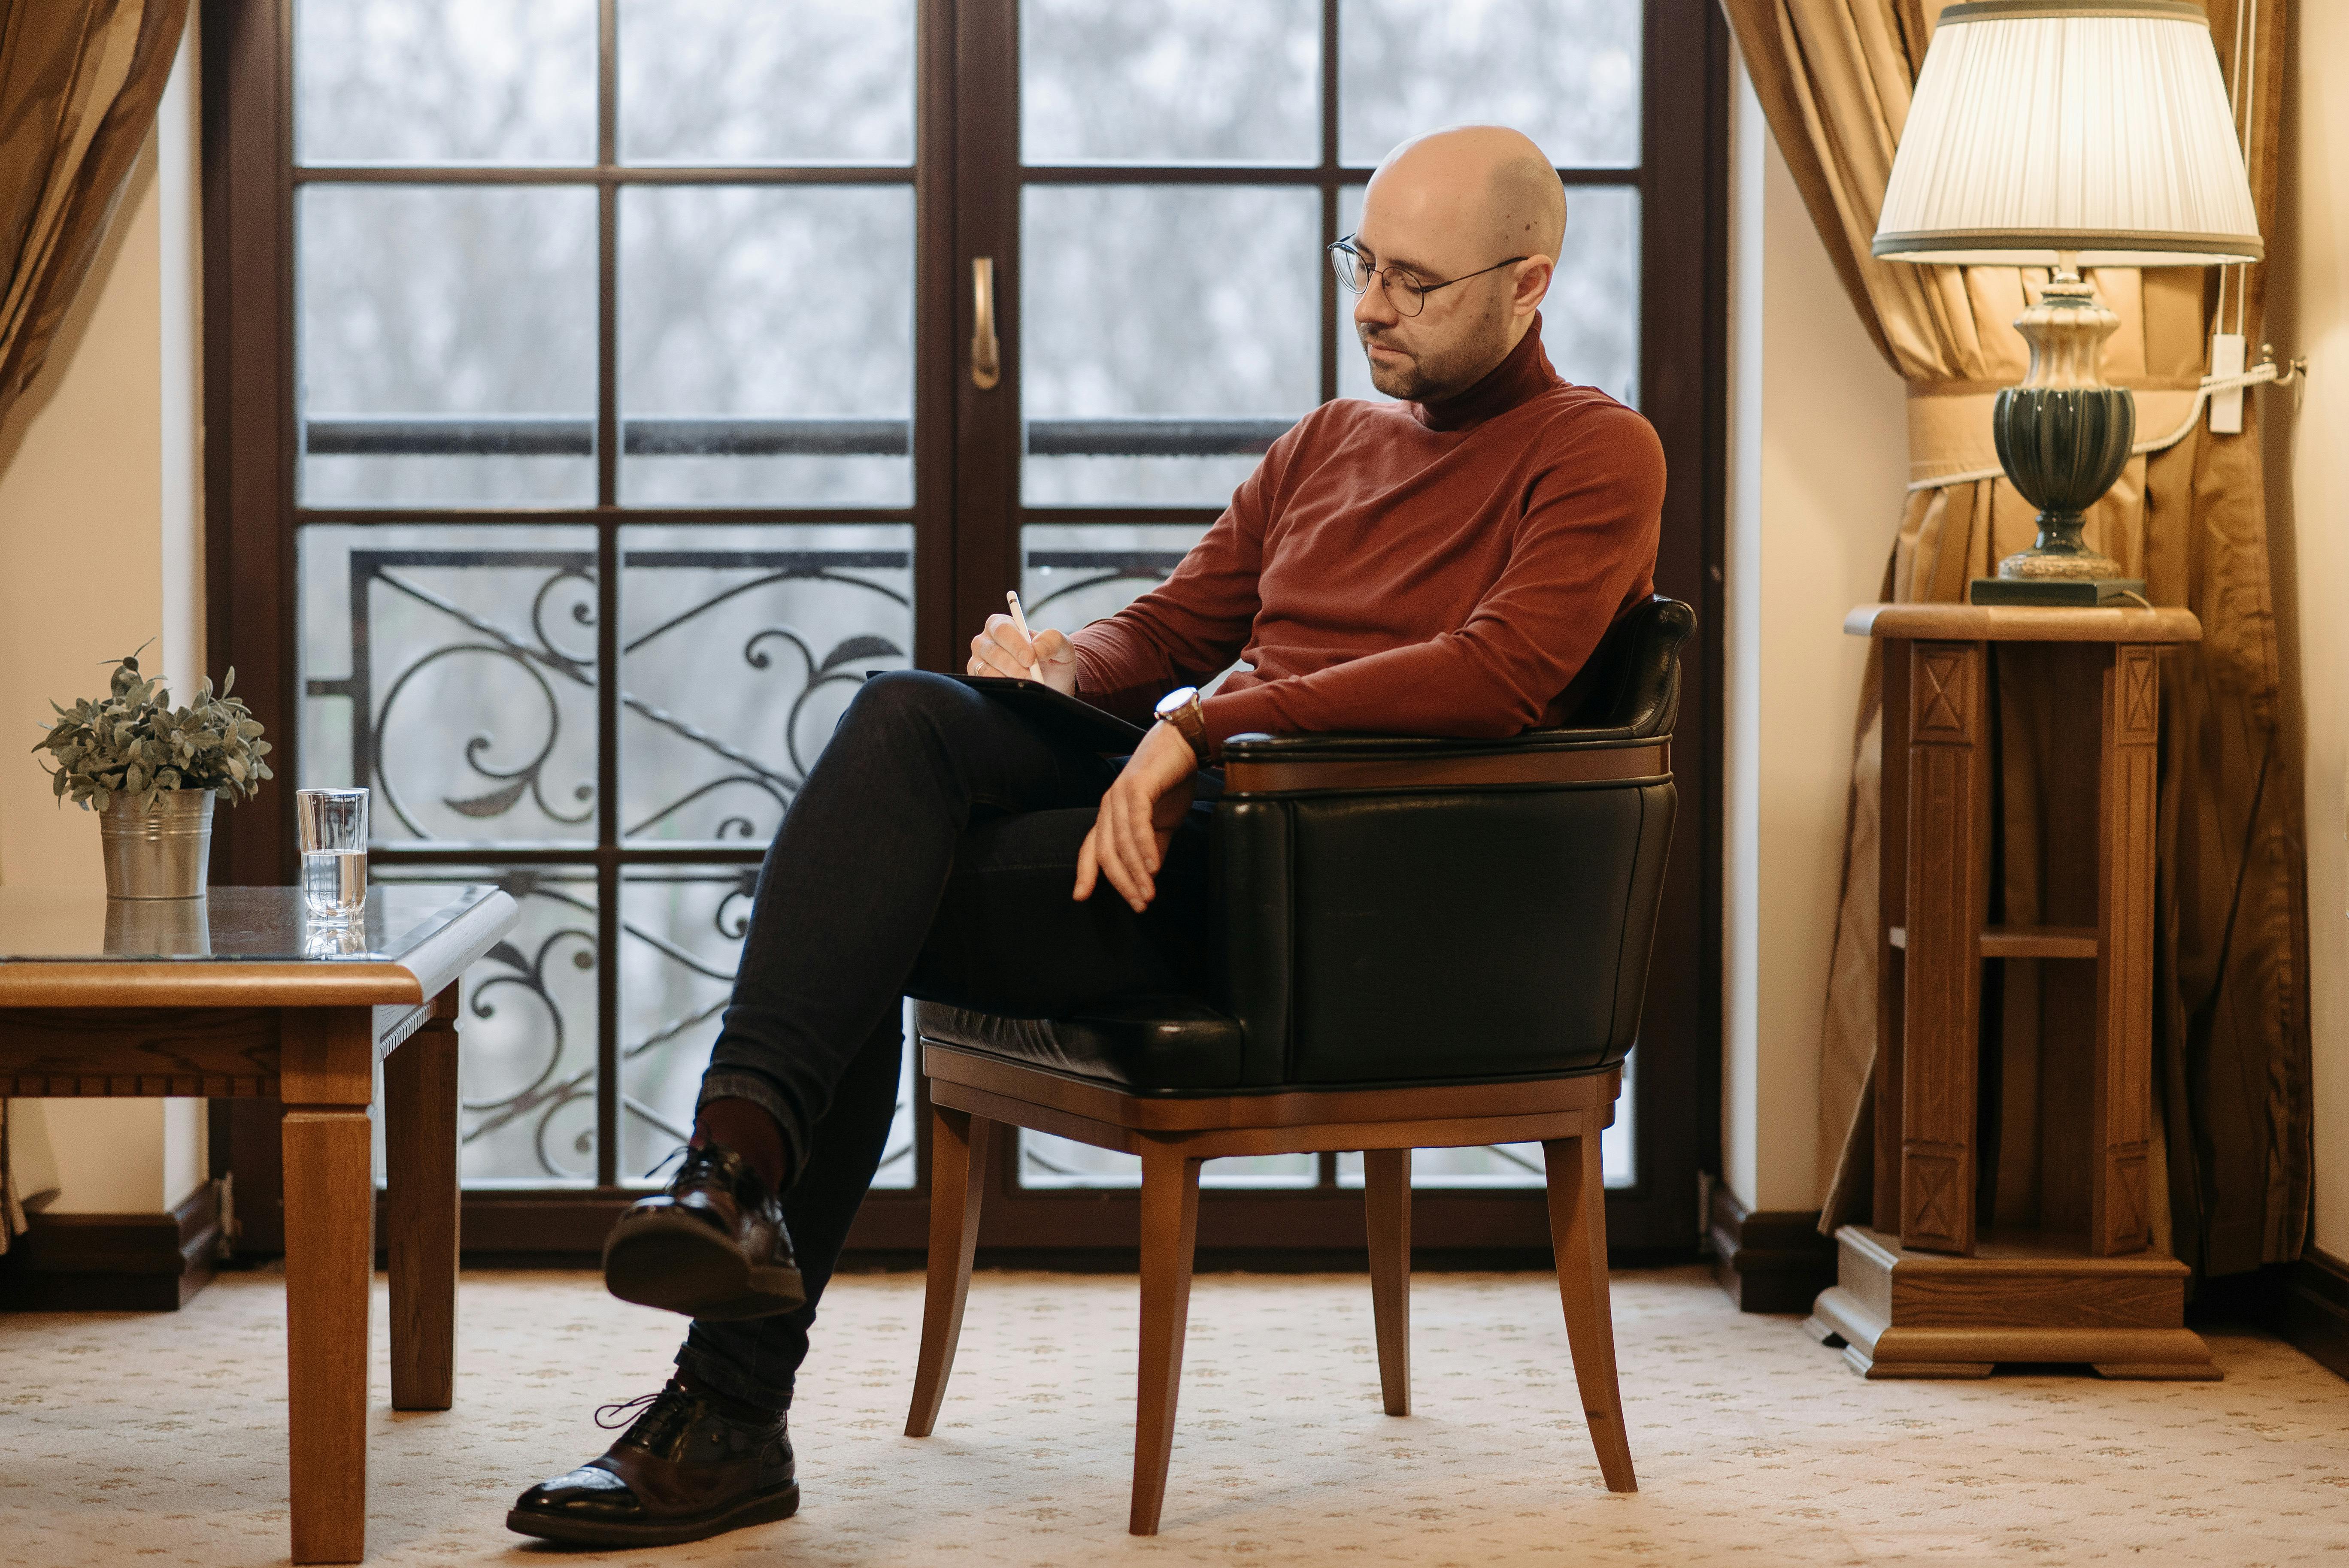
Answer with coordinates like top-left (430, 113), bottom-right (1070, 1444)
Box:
top-left (1220, 729), bottom-right (1670, 797)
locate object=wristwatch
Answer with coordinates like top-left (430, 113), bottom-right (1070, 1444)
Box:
top-left (1152, 685), bottom-right (1218, 765)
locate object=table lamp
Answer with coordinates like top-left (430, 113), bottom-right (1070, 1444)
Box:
top-left (1873, 0), bottom-right (2263, 605)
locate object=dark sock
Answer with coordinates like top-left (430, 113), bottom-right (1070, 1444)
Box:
top-left (673, 1371), bottom-right (785, 1426)
top-left (691, 1096), bottom-right (793, 1195)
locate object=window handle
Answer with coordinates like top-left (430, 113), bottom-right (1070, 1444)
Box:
top-left (971, 257), bottom-right (1001, 390)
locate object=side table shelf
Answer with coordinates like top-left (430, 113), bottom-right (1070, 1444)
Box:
top-left (1813, 603), bottom-right (2218, 1381)
top-left (1886, 924), bottom-right (2099, 959)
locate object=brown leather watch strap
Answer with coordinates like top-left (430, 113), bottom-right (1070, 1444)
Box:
top-left (1165, 696), bottom-right (1216, 764)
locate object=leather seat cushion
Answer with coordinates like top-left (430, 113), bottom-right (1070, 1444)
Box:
top-left (914, 996), bottom-right (1246, 1093)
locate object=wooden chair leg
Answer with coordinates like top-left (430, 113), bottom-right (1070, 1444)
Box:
top-left (1130, 1139), bottom-right (1201, 1536)
top-left (906, 1105), bottom-right (994, 1438)
top-left (1364, 1147), bottom-right (1412, 1416)
top-left (1543, 1127), bottom-right (1636, 1492)
top-left (384, 989), bottom-right (461, 1411)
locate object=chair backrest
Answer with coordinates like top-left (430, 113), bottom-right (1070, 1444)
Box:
top-left (1554, 594), bottom-right (1694, 739)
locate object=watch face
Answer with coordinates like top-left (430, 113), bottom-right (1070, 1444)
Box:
top-left (1155, 686), bottom-right (1200, 720)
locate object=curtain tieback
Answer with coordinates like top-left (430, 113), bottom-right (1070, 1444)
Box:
top-left (1903, 373), bottom-right (2229, 493)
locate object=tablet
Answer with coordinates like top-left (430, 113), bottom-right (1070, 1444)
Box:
top-left (945, 675), bottom-right (1149, 753)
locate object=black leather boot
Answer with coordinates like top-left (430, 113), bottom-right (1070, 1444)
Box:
top-left (603, 1142), bottom-right (806, 1320)
top-left (506, 1379), bottom-right (798, 1547)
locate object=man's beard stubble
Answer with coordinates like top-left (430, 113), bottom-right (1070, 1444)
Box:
top-left (1358, 297), bottom-right (1517, 403)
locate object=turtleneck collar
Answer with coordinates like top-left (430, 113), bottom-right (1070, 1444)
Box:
top-left (1409, 312), bottom-right (1558, 432)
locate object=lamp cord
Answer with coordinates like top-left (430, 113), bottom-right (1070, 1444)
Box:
top-left (2236, 0), bottom-right (2255, 340)
top-left (1903, 357), bottom-right (2308, 493)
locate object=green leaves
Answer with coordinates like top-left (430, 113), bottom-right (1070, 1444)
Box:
top-left (33, 650), bottom-right (273, 813)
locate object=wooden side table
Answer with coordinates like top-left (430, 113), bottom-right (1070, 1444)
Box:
top-left (0, 885), bottom-right (517, 1562)
top-left (1807, 604), bottom-right (2219, 1380)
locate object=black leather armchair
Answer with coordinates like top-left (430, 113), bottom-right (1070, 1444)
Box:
top-left (904, 594), bottom-right (1693, 1534)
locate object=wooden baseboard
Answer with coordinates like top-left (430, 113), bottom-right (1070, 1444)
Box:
top-left (1706, 1182), bottom-right (1837, 1314)
top-left (2279, 1247), bottom-right (2349, 1382)
top-left (0, 1180), bottom-right (222, 1311)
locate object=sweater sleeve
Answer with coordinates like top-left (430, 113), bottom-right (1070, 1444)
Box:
top-left (1066, 423), bottom-right (1286, 723)
top-left (1197, 405), bottom-right (1665, 744)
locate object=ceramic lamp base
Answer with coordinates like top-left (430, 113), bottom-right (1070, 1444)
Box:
top-left (1986, 276), bottom-right (2140, 603)
top-left (1997, 542), bottom-right (2126, 581)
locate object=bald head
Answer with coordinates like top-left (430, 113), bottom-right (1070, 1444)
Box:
top-left (1349, 125), bottom-right (1563, 402)
top-left (1367, 125), bottom-right (1567, 267)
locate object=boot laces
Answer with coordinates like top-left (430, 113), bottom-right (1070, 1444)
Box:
top-left (646, 1140), bottom-right (751, 1198)
top-left (594, 1389), bottom-right (667, 1430)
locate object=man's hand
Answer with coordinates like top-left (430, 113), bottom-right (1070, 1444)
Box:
top-left (969, 613), bottom-right (1077, 695)
top-left (1075, 721), bottom-right (1198, 912)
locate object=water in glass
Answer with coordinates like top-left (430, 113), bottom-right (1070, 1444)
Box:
top-left (296, 787), bottom-right (370, 920)
top-left (303, 849), bottom-right (369, 920)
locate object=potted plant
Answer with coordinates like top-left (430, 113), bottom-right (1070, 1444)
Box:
top-left (32, 647), bottom-right (273, 899)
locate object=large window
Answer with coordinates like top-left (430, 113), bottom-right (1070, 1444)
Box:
top-left (287, 0), bottom-right (928, 1191)
top-left (208, 0), bottom-right (1724, 1255)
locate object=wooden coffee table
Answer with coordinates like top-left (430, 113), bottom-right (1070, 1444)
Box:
top-left (0, 884), bottom-right (517, 1563)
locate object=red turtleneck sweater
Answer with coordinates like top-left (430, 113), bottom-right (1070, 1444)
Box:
top-left (1068, 318), bottom-right (1667, 744)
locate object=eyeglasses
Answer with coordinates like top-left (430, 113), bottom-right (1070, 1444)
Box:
top-left (1328, 235), bottom-right (1531, 318)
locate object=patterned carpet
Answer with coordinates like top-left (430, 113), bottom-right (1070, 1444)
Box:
top-left (0, 1265), bottom-right (2343, 1567)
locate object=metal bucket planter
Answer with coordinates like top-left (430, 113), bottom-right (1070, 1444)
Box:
top-left (99, 790), bottom-right (215, 899)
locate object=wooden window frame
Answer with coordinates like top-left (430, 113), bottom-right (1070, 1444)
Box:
top-left (204, 0), bottom-right (1728, 1264)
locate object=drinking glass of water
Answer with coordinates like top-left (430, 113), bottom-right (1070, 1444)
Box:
top-left (297, 788), bottom-right (369, 921)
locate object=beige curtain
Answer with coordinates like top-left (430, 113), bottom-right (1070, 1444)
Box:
top-left (0, 0), bottom-right (188, 419)
top-left (1720, 0), bottom-right (2309, 1278)
top-left (0, 0), bottom-right (186, 1250)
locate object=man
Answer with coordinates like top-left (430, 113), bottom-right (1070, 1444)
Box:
top-left (507, 124), bottom-right (1665, 1549)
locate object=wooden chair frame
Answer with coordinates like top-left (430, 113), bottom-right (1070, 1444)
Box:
top-left (902, 1042), bottom-right (1636, 1534)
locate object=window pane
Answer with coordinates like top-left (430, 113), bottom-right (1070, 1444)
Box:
top-left (1021, 0), bottom-right (1319, 166)
top-left (620, 0), bottom-right (916, 165)
top-left (620, 187), bottom-right (914, 506)
top-left (299, 525), bottom-right (600, 846)
top-left (1335, 1055), bottom-right (1636, 1189)
top-left (1019, 1132), bottom-right (1316, 1190)
top-left (620, 525), bottom-right (914, 846)
top-left (1019, 524), bottom-right (1208, 634)
top-left (1338, 0), bottom-right (1642, 169)
top-left (373, 866), bottom-right (602, 1187)
top-left (300, 186), bottom-right (599, 506)
top-left (1022, 186), bottom-right (1318, 506)
top-left (295, 0), bottom-right (597, 166)
top-left (618, 872), bottom-right (917, 1188)
top-left (1337, 183), bottom-right (1640, 409)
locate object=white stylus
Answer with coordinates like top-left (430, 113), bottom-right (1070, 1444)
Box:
top-left (1005, 590), bottom-right (1044, 683)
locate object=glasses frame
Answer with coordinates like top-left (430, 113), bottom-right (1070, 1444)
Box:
top-left (1328, 233), bottom-right (1533, 318)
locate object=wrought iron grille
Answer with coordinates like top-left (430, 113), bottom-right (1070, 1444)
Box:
top-left (303, 415), bottom-right (1300, 460)
top-left (310, 545), bottom-right (913, 845)
top-left (302, 533), bottom-right (1631, 1191)
top-left (306, 538), bottom-right (1195, 1187)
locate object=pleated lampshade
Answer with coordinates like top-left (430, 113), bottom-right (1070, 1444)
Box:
top-left (1873, 0), bottom-right (2262, 267)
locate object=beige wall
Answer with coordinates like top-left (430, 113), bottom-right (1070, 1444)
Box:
top-left (2268, 3), bottom-right (2349, 1266)
top-left (1722, 62), bottom-right (1908, 1215)
top-left (0, 22), bottom-right (206, 1215)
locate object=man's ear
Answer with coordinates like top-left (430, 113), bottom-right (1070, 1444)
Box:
top-left (1513, 256), bottom-right (1555, 317)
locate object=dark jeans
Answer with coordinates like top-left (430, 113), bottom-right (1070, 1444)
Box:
top-left (673, 670), bottom-right (1212, 1412)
